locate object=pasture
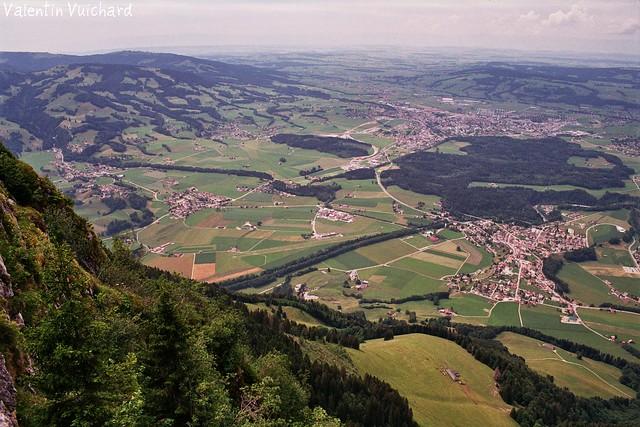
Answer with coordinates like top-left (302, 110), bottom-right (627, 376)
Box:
top-left (498, 332), bottom-right (634, 399)
top-left (557, 263), bottom-right (619, 306)
top-left (488, 302), bottom-right (521, 327)
top-left (519, 304), bottom-right (635, 362)
top-left (588, 224), bottom-right (625, 246)
top-left (578, 308), bottom-right (640, 350)
top-left (347, 334), bottom-right (516, 427)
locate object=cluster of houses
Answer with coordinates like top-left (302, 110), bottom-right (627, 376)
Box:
top-left (293, 283), bottom-right (319, 301)
top-left (610, 136), bottom-right (640, 157)
top-left (346, 99), bottom-right (572, 170)
top-left (347, 270), bottom-right (369, 291)
top-left (166, 187), bottom-right (231, 219)
top-left (317, 207), bottom-right (354, 223)
top-left (52, 148), bottom-right (121, 183)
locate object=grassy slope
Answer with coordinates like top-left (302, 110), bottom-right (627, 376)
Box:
top-left (347, 334), bottom-right (516, 427)
top-left (498, 332), bottom-right (635, 399)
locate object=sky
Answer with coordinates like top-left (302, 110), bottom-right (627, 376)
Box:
top-left (0, 0), bottom-right (638, 56)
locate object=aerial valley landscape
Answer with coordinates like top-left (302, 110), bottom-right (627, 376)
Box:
top-left (0, 1), bottom-right (639, 426)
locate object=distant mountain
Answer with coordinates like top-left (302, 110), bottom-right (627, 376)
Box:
top-left (0, 50), bottom-right (289, 86)
top-left (0, 51), bottom-right (333, 155)
top-left (422, 62), bottom-right (640, 110)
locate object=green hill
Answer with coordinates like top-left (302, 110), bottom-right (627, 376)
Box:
top-left (347, 334), bottom-right (516, 427)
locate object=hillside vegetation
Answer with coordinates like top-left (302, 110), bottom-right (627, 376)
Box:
top-left (0, 142), bottom-right (418, 426)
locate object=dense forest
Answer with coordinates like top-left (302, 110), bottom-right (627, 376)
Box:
top-left (271, 134), bottom-right (371, 158)
top-left (271, 180), bottom-right (341, 202)
top-left (383, 136), bottom-right (637, 223)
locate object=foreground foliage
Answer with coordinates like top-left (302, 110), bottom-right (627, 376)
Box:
top-left (0, 143), bottom-right (416, 426)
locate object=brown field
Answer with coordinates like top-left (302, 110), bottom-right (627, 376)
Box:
top-left (411, 251), bottom-right (464, 269)
top-left (431, 240), bottom-right (468, 256)
top-left (582, 263), bottom-right (639, 278)
top-left (146, 253), bottom-right (194, 278)
top-left (196, 213), bottom-right (231, 228)
top-left (191, 262), bottom-right (216, 281)
top-left (458, 241), bottom-right (482, 265)
top-left (209, 267), bottom-right (263, 283)
top-left (368, 274), bottom-right (387, 284)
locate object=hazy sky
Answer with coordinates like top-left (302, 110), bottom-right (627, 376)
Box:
top-left (0, 0), bottom-right (638, 56)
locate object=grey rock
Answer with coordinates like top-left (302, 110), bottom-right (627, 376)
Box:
top-left (0, 356), bottom-right (17, 427)
top-left (0, 257), bottom-right (12, 299)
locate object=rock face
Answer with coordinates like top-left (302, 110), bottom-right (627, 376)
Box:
top-left (0, 356), bottom-right (17, 427)
top-left (0, 256), bottom-right (12, 298)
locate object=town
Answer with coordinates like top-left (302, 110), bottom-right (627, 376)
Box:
top-left (166, 187), bottom-right (231, 219)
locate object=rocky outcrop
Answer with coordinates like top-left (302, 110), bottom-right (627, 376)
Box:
top-left (0, 256), bottom-right (12, 299)
top-left (0, 356), bottom-right (17, 427)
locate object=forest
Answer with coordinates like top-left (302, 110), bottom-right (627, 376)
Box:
top-left (383, 136), bottom-right (637, 223)
top-left (271, 134), bottom-right (371, 158)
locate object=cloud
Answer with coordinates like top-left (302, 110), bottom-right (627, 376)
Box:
top-left (542, 4), bottom-right (593, 26)
top-left (518, 11), bottom-right (540, 23)
top-left (612, 19), bottom-right (640, 35)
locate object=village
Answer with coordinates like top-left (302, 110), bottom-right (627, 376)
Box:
top-left (166, 187), bottom-right (231, 219)
top-left (444, 210), bottom-right (640, 311)
top-left (316, 207), bottom-right (355, 223)
top-left (345, 101), bottom-right (573, 170)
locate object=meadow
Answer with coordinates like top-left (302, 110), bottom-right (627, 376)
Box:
top-left (498, 332), bottom-right (635, 399)
top-left (347, 334), bottom-right (516, 427)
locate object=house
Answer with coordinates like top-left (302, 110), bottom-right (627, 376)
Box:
top-left (446, 369), bottom-right (460, 382)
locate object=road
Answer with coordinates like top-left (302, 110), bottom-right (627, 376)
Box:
top-left (516, 262), bottom-right (524, 327)
top-left (102, 212), bottom-right (170, 243)
top-left (124, 179), bottom-right (162, 201)
top-left (374, 168), bottom-right (433, 216)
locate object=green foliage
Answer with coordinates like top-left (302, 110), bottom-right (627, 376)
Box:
top-left (26, 299), bottom-right (140, 426)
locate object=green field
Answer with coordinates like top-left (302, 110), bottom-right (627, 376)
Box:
top-left (347, 334), bottom-right (516, 427)
top-left (600, 275), bottom-right (639, 294)
top-left (428, 140), bottom-right (470, 155)
top-left (281, 306), bottom-right (327, 327)
top-left (488, 302), bottom-right (521, 327)
top-left (578, 308), bottom-right (640, 350)
top-left (194, 252), bottom-right (216, 264)
top-left (357, 266), bottom-right (446, 300)
top-left (518, 304), bottom-right (635, 362)
top-left (447, 294), bottom-right (494, 317)
top-left (557, 263), bottom-right (619, 305)
top-left (588, 224), bottom-right (625, 246)
top-left (498, 332), bottom-right (635, 399)
top-left (596, 247), bottom-right (636, 267)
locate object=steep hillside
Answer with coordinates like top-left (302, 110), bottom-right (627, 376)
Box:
top-left (0, 51), bottom-right (333, 155)
top-left (0, 142), bottom-right (417, 426)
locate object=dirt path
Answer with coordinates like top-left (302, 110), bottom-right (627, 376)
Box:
top-left (550, 350), bottom-right (632, 398)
